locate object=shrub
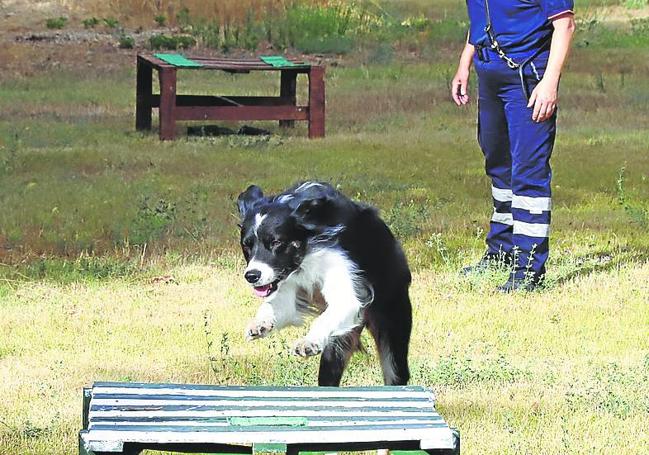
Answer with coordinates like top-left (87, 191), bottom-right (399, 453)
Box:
top-left (150, 34), bottom-right (175, 50)
top-left (103, 17), bottom-right (120, 29)
top-left (280, 2), bottom-right (358, 53)
top-left (45, 17), bottom-right (67, 29)
top-left (129, 197), bottom-right (176, 246)
top-left (631, 17), bottom-right (649, 34)
top-left (118, 34), bottom-right (135, 49)
top-left (176, 35), bottom-right (197, 49)
top-left (176, 7), bottom-right (191, 27)
top-left (154, 14), bottom-right (166, 27)
top-left (82, 17), bottom-right (100, 29)
top-left (192, 23), bottom-right (221, 49)
top-left (149, 34), bottom-right (196, 50)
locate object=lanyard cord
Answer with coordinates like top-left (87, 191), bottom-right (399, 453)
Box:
top-left (483, 0), bottom-right (521, 69)
top-left (482, 0), bottom-right (553, 99)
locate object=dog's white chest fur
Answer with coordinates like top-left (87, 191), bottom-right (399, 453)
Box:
top-left (247, 247), bottom-right (365, 356)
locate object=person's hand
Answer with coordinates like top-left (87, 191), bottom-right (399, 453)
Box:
top-left (451, 67), bottom-right (470, 106)
top-left (527, 76), bottom-right (559, 122)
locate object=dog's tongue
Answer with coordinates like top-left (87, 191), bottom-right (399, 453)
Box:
top-left (253, 284), bottom-right (272, 298)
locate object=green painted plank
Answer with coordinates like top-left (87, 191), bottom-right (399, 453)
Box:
top-left (253, 442), bottom-right (287, 454)
top-left (154, 53), bottom-right (203, 67)
top-left (229, 417), bottom-right (307, 427)
top-left (260, 56), bottom-right (296, 67)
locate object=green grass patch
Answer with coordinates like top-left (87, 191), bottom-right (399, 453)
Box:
top-left (0, 256), bottom-right (142, 284)
top-left (45, 17), bottom-right (67, 30)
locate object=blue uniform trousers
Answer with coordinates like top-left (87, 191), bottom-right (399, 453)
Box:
top-left (475, 49), bottom-right (555, 280)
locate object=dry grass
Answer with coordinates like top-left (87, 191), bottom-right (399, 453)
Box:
top-left (1, 262), bottom-right (648, 454)
top-left (67, 0), bottom-right (330, 26)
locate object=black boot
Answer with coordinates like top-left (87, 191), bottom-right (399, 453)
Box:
top-left (461, 251), bottom-right (512, 276)
top-left (497, 272), bottom-right (544, 293)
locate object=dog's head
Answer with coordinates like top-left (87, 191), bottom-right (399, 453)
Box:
top-left (237, 184), bottom-right (337, 298)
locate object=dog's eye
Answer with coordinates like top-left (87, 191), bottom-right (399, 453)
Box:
top-left (270, 239), bottom-right (283, 249)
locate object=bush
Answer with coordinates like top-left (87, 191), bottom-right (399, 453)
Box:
top-left (176, 7), bottom-right (191, 26)
top-left (45, 17), bottom-right (67, 29)
top-left (280, 2), bottom-right (359, 53)
top-left (149, 34), bottom-right (196, 50)
top-left (176, 35), bottom-right (197, 49)
top-left (118, 34), bottom-right (135, 49)
top-left (82, 17), bottom-right (100, 29)
top-left (631, 17), bottom-right (649, 34)
top-left (129, 197), bottom-right (176, 246)
top-left (154, 14), bottom-right (166, 27)
top-left (103, 17), bottom-right (120, 29)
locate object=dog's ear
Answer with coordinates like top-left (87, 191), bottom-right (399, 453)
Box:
top-left (290, 195), bottom-right (332, 229)
top-left (292, 197), bottom-right (327, 217)
top-left (237, 185), bottom-right (264, 220)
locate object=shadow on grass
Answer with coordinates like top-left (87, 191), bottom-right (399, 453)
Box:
top-left (547, 249), bottom-right (648, 288)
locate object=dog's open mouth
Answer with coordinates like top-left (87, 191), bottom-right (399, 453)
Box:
top-left (253, 280), bottom-right (279, 298)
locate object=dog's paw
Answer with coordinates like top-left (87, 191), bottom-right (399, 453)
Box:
top-left (293, 338), bottom-right (322, 357)
top-left (245, 320), bottom-right (274, 341)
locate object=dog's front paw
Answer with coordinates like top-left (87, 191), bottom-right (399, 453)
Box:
top-left (245, 320), bottom-right (274, 341)
top-left (293, 338), bottom-right (322, 357)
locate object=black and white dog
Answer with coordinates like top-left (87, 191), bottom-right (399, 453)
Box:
top-left (237, 181), bottom-right (412, 386)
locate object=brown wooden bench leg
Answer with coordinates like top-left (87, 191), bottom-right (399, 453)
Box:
top-left (280, 70), bottom-right (297, 129)
top-left (135, 58), bottom-right (152, 131)
top-left (308, 66), bottom-right (325, 139)
top-left (158, 67), bottom-right (177, 140)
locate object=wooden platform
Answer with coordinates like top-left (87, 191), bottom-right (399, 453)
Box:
top-left (79, 382), bottom-right (460, 455)
top-left (135, 54), bottom-right (325, 140)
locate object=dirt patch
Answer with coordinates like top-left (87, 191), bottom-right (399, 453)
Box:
top-left (0, 40), bottom-right (133, 80)
top-left (0, 0), bottom-right (69, 32)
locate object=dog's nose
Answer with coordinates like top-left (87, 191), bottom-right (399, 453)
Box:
top-left (244, 270), bottom-right (261, 284)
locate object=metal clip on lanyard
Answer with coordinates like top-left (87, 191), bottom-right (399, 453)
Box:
top-left (483, 0), bottom-right (550, 99)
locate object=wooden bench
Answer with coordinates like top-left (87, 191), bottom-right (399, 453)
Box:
top-left (136, 54), bottom-right (325, 140)
top-left (79, 382), bottom-right (460, 455)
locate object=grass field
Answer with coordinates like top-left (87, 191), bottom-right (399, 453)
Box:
top-left (1, 1), bottom-right (649, 454)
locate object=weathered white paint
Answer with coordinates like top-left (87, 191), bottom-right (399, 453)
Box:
top-left (89, 418), bottom-right (441, 429)
top-left (90, 398), bottom-right (435, 408)
top-left (90, 409), bottom-right (433, 419)
top-left (85, 427), bottom-right (455, 449)
top-left (92, 386), bottom-right (434, 400)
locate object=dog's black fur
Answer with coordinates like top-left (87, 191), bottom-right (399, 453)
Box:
top-left (237, 181), bottom-right (412, 386)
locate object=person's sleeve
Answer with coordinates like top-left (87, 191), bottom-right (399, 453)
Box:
top-left (540, 0), bottom-right (574, 20)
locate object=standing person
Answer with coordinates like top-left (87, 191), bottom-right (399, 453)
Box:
top-left (453, 0), bottom-right (576, 291)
